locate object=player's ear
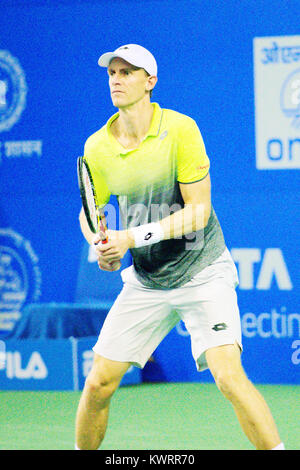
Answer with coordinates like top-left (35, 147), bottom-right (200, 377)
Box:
top-left (146, 75), bottom-right (158, 93)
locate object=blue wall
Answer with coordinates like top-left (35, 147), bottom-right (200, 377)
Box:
top-left (0, 0), bottom-right (299, 384)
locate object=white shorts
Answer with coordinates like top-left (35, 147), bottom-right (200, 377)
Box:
top-left (93, 248), bottom-right (242, 372)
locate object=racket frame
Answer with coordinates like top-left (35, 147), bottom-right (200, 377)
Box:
top-left (77, 156), bottom-right (108, 243)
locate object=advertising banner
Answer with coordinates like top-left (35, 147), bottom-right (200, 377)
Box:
top-left (0, 337), bottom-right (141, 391)
top-left (0, 2), bottom-right (299, 385)
top-left (254, 35), bottom-right (300, 169)
top-left (0, 338), bottom-right (73, 390)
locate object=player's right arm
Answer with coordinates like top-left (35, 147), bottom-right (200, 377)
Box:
top-left (79, 207), bottom-right (96, 245)
top-left (79, 135), bottom-right (120, 271)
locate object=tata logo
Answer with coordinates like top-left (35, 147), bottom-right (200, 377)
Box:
top-left (231, 248), bottom-right (292, 290)
top-left (4, 351), bottom-right (48, 379)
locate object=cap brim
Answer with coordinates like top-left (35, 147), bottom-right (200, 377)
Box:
top-left (98, 52), bottom-right (116, 67)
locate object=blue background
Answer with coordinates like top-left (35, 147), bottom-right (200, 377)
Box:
top-left (0, 0), bottom-right (299, 386)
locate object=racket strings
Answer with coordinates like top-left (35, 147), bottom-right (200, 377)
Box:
top-left (82, 166), bottom-right (98, 229)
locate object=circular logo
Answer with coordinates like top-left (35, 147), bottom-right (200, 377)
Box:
top-left (0, 228), bottom-right (41, 334)
top-left (280, 68), bottom-right (300, 128)
top-left (0, 50), bottom-right (27, 133)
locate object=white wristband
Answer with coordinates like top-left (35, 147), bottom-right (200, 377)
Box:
top-left (131, 222), bottom-right (164, 248)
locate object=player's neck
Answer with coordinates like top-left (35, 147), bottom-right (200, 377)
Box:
top-left (112, 98), bottom-right (153, 149)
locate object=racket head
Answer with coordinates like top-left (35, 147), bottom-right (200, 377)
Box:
top-left (77, 156), bottom-right (99, 233)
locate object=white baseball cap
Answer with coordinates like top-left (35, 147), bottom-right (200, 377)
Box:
top-left (98, 44), bottom-right (157, 76)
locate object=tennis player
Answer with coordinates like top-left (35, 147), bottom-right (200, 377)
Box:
top-left (75, 44), bottom-right (284, 450)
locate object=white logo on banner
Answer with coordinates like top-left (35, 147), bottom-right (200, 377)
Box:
top-left (242, 307), bottom-right (300, 339)
top-left (253, 35), bottom-right (300, 169)
top-left (0, 228), bottom-right (42, 333)
top-left (0, 50), bottom-right (27, 132)
top-left (4, 351), bottom-right (48, 379)
top-left (291, 340), bottom-right (300, 364)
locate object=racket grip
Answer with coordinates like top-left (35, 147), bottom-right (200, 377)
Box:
top-left (98, 212), bottom-right (108, 242)
top-left (100, 228), bottom-right (108, 244)
top-left (92, 233), bottom-right (121, 271)
top-left (92, 232), bottom-right (107, 246)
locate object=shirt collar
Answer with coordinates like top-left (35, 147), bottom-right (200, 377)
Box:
top-left (106, 102), bottom-right (163, 155)
top-left (146, 102), bottom-right (163, 137)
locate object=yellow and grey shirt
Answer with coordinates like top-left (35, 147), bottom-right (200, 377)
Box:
top-left (84, 102), bottom-right (225, 289)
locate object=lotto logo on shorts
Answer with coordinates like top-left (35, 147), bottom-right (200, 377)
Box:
top-left (253, 35), bottom-right (300, 169)
top-left (212, 323), bottom-right (228, 332)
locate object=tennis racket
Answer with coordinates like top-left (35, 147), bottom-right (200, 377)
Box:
top-left (77, 156), bottom-right (108, 243)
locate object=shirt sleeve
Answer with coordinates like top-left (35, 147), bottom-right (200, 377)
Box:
top-left (176, 117), bottom-right (210, 184)
top-left (84, 138), bottom-right (111, 208)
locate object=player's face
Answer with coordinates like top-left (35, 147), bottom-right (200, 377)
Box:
top-left (108, 58), bottom-right (150, 108)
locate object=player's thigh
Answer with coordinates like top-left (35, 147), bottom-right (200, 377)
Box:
top-left (174, 278), bottom-right (242, 371)
top-left (87, 353), bottom-right (131, 391)
top-left (93, 268), bottom-right (179, 368)
top-left (205, 342), bottom-right (243, 378)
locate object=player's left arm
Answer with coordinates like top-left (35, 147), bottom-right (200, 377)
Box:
top-left (159, 173), bottom-right (211, 240)
top-left (159, 116), bottom-right (211, 240)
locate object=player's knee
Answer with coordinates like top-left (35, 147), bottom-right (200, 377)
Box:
top-left (213, 368), bottom-right (248, 401)
top-left (85, 369), bottom-right (118, 403)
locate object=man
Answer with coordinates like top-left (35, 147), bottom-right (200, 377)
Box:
top-left (75, 44), bottom-right (284, 450)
